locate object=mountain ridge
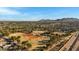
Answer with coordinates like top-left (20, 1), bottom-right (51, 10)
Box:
top-left (39, 18), bottom-right (79, 22)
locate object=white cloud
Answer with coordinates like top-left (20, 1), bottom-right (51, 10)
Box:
top-left (0, 8), bottom-right (20, 15)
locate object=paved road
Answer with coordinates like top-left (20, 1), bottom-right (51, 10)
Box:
top-left (69, 34), bottom-right (79, 51)
top-left (59, 32), bottom-right (79, 51)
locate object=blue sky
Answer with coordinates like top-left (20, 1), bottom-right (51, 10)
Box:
top-left (0, 7), bottom-right (79, 21)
